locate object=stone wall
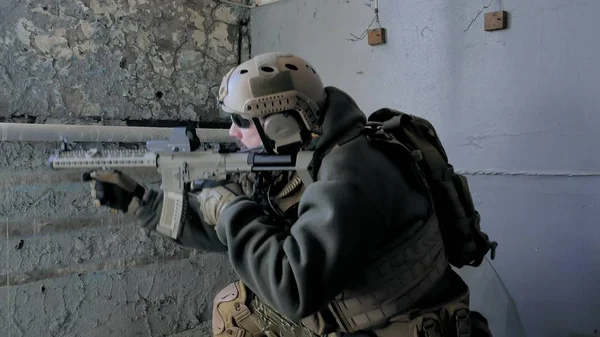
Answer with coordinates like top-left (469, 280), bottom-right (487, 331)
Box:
top-left (0, 0), bottom-right (250, 124)
top-left (0, 0), bottom-right (249, 336)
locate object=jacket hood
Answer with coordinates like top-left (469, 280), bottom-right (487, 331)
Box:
top-left (311, 86), bottom-right (367, 152)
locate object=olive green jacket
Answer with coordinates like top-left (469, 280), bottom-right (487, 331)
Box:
top-left (138, 86), bottom-right (430, 320)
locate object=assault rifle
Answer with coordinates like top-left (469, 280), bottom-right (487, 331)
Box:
top-left (48, 126), bottom-right (314, 239)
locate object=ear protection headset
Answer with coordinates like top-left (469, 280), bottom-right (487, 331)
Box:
top-left (262, 112), bottom-right (305, 151)
top-left (230, 111), bottom-right (305, 153)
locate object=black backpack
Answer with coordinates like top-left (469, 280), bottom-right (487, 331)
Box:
top-left (364, 108), bottom-right (498, 268)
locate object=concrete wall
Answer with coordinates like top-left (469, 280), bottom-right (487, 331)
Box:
top-left (0, 0), bottom-right (248, 336)
top-left (250, 1), bottom-right (600, 337)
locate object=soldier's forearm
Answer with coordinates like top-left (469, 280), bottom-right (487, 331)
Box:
top-left (136, 187), bottom-right (228, 252)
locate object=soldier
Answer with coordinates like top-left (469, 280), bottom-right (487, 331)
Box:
top-left (87, 52), bottom-right (494, 337)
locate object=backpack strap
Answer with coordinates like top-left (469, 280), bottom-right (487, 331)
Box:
top-left (361, 120), bottom-right (436, 215)
top-left (309, 126), bottom-right (364, 180)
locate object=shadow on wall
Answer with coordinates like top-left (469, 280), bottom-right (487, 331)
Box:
top-left (456, 258), bottom-right (527, 337)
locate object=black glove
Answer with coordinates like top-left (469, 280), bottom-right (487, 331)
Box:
top-left (83, 170), bottom-right (146, 214)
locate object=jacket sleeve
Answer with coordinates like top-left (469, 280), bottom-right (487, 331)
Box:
top-left (215, 179), bottom-right (387, 320)
top-left (137, 188), bottom-right (227, 252)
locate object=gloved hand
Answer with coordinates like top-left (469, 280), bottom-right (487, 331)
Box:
top-left (195, 180), bottom-right (244, 227)
top-left (83, 170), bottom-right (146, 214)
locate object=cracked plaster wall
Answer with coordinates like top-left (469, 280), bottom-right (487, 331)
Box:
top-left (1, 0), bottom-right (249, 336)
top-left (0, 0), bottom-right (250, 124)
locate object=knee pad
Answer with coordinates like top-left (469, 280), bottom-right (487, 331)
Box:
top-left (212, 281), bottom-right (265, 337)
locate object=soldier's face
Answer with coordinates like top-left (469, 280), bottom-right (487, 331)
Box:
top-left (229, 115), bottom-right (262, 149)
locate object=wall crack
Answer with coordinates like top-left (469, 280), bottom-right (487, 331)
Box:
top-left (464, 0), bottom-right (494, 32)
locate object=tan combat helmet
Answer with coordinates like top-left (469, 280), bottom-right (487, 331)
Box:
top-left (218, 52), bottom-right (326, 153)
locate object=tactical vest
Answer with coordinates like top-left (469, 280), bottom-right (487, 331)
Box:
top-left (322, 213), bottom-right (448, 333)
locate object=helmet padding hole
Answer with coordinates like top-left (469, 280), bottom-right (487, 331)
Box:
top-left (260, 66), bottom-right (275, 73)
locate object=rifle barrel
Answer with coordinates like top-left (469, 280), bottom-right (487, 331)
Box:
top-left (0, 123), bottom-right (234, 143)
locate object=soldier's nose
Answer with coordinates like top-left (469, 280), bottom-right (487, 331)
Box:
top-left (229, 123), bottom-right (242, 140)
